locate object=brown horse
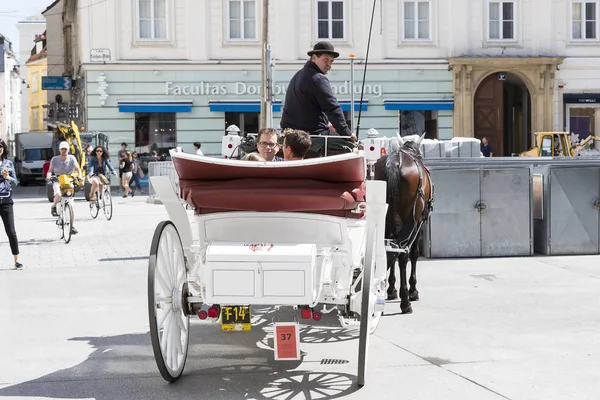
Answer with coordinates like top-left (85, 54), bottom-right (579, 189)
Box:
top-left (374, 134), bottom-right (434, 314)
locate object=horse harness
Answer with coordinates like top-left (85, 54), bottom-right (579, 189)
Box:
top-left (387, 148), bottom-right (435, 254)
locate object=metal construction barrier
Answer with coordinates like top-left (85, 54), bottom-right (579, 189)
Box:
top-left (420, 157), bottom-right (600, 258)
top-left (421, 162), bottom-right (533, 258)
top-left (532, 163), bottom-right (600, 255)
top-left (147, 161), bottom-right (179, 199)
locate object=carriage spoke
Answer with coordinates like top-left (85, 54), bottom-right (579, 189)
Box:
top-left (175, 311), bottom-right (188, 333)
top-left (157, 306), bottom-right (172, 329)
top-left (159, 239), bottom-right (175, 287)
top-left (155, 267), bottom-right (171, 294)
top-left (166, 233), bottom-right (179, 287)
top-left (169, 319), bottom-right (178, 368)
top-left (173, 320), bottom-right (183, 356)
top-left (160, 312), bottom-right (173, 356)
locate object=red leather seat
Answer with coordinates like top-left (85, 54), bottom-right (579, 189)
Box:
top-left (172, 154), bottom-right (366, 218)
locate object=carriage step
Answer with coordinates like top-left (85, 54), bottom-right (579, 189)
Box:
top-left (385, 245), bottom-right (409, 254)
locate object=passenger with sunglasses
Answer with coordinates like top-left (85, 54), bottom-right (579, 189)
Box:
top-left (87, 146), bottom-right (117, 201)
top-left (256, 128), bottom-right (284, 162)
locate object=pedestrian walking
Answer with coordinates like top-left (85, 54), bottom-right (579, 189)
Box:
top-left (129, 151), bottom-right (142, 194)
top-left (0, 139), bottom-right (23, 269)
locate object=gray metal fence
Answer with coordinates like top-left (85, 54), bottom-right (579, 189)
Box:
top-left (147, 161), bottom-right (179, 199)
top-left (532, 164), bottom-right (600, 255)
top-left (420, 157), bottom-right (600, 258)
top-left (421, 164), bottom-right (533, 258)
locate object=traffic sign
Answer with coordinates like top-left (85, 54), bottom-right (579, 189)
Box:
top-left (42, 76), bottom-right (72, 90)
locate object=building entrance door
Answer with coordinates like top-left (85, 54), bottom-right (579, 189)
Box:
top-left (474, 73), bottom-right (531, 156)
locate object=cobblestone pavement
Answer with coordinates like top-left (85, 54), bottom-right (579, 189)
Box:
top-left (0, 185), bottom-right (181, 271)
top-left (0, 185), bottom-right (599, 400)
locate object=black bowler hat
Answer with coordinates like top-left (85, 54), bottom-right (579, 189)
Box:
top-left (307, 41), bottom-right (340, 58)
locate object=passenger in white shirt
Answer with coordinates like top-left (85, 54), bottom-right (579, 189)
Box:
top-left (193, 142), bottom-right (204, 156)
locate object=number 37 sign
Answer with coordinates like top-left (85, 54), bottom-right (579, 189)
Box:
top-left (274, 322), bottom-right (301, 360)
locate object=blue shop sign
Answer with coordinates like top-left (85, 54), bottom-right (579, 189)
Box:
top-left (42, 76), bottom-right (73, 90)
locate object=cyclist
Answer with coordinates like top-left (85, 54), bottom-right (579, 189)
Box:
top-left (87, 145), bottom-right (117, 201)
top-left (46, 141), bottom-right (83, 234)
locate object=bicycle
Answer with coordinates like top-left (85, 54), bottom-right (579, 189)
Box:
top-left (89, 174), bottom-right (114, 221)
top-left (49, 175), bottom-right (79, 244)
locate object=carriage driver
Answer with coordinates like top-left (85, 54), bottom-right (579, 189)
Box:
top-left (46, 141), bottom-right (84, 234)
top-left (280, 42), bottom-right (356, 142)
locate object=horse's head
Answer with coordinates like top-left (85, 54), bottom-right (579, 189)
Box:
top-left (395, 133), bottom-right (425, 159)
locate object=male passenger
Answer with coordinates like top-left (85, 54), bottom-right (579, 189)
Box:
top-left (256, 128), bottom-right (284, 161)
top-left (283, 130), bottom-right (312, 161)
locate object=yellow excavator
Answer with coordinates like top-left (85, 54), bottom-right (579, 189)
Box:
top-left (46, 121), bottom-right (109, 201)
top-left (519, 132), bottom-right (599, 157)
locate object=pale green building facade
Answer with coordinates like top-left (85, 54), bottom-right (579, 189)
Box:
top-left (85, 66), bottom-right (453, 158)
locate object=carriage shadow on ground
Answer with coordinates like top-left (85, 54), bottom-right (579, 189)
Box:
top-left (0, 307), bottom-right (360, 400)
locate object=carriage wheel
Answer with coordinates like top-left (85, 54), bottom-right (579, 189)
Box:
top-left (357, 224), bottom-right (379, 387)
top-left (62, 202), bottom-right (73, 244)
top-left (148, 221), bottom-right (190, 382)
top-left (89, 196), bottom-right (99, 219)
top-left (103, 189), bottom-right (113, 221)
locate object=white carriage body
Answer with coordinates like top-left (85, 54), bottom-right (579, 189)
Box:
top-left (152, 151), bottom-right (387, 314)
top-left (197, 212), bottom-right (369, 306)
top-left (149, 149), bottom-right (391, 385)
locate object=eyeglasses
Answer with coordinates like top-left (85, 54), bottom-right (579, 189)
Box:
top-left (96, 150), bottom-right (103, 153)
top-left (257, 142), bottom-right (279, 149)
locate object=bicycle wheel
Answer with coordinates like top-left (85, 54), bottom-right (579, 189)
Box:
top-left (62, 201), bottom-right (74, 244)
top-left (90, 193), bottom-right (99, 219)
top-left (103, 188), bottom-right (113, 220)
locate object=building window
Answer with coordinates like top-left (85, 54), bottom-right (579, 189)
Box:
top-left (403, 1), bottom-right (431, 40)
top-left (572, 1), bottom-right (598, 39)
top-left (135, 113), bottom-right (176, 156)
top-left (317, 0), bottom-right (345, 40)
top-left (399, 110), bottom-right (438, 139)
top-left (225, 112), bottom-right (259, 135)
top-left (31, 108), bottom-right (40, 130)
top-left (138, 0), bottom-right (168, 40)
top-left (31, 72), bottom-right (39, 93)
top-left (228, 0), bottom-right (257, 40)
top-left (488, 1), bottom-right (515, 40)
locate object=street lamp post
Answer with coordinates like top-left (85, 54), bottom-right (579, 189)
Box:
top-left (260, 0), bottom-right (270, 130)
top-left (349, 53), bottom-right (356, 134)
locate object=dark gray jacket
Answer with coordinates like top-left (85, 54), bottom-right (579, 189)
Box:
top-left (280, 61), bottom-right (352, 136)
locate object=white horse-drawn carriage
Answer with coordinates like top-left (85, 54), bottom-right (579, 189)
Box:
top-left (148, 136), bottom-right (392, 386)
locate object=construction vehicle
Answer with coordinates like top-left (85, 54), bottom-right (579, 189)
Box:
top-left (45, 121), bottom-right (109, 202)
top-left (519, 132), bottom-right (599, 157)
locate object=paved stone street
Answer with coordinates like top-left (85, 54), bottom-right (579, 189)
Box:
top-left (0, 185), bottom-right (599, 400)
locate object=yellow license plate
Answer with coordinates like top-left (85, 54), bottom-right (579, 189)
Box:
top-left (221, 305), bottom-right (251, 332)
